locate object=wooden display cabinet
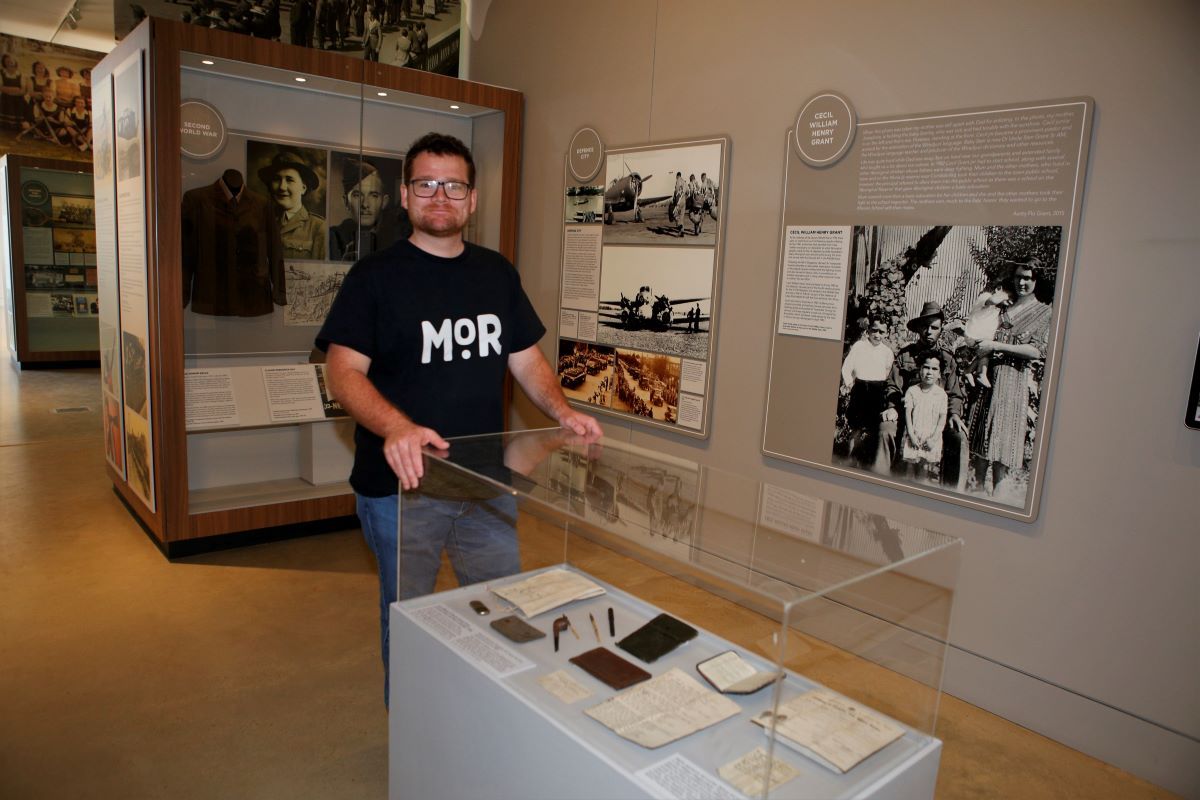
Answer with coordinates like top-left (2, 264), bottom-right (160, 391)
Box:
top-left (92, 19), bottom-right (522, 554)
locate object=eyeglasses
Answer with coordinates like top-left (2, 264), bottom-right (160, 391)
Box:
top-left (407, 179), bottom-right (472, 200)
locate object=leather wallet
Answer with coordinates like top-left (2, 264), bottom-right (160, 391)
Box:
top-left (490, 615), bottom-right (545, 643)
top-left (569, 647), bottom-right (651, 690)
top-left (617, 613), bottom-right (698, 663)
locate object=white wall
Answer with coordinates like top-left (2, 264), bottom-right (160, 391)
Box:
top-left (471, 1), bottom-right (1200, 795)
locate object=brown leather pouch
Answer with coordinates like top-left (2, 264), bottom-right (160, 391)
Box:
top-left (569, 647), bottom-right (652, 690)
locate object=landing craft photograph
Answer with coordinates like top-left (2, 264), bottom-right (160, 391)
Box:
top-left (601, 142), bottom-right (723, 246)
top-left (596, 246), bottom-right (713, 359)
top-left (564, 184), bottom-right (604, 223)
top-left (556, 340), bottom-right (616, 407)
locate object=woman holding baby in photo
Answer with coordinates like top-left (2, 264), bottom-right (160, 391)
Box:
top-left (961, 256), bottom-right (1053, 500)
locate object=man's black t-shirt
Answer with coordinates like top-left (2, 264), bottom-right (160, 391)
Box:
top-left (315, 239), bottom-right (545, 496)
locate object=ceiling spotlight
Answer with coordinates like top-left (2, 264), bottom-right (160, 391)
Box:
top-left (294, 77), bottom-right (307, 83)
top-left (449, 104), bottom-right (460, 110)
top-left (377, 91), bottom-right (388, 97)
top-left (201, 59), bottom-right (214, 65)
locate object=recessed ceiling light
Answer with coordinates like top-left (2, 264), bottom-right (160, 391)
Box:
top-left (377, 91), bottom-right (388, 97)
top-left (295, 77), bottom-right (307, 83)
top-left (201, 59), bottom-right (214, 65)
top-left (450, 104), bottom-right (460, 110)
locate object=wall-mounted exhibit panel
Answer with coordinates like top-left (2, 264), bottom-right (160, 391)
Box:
top-left (762, 97), bottom-right (1093, 521)
top-left (391, 429), bottom-right (962, 799)
top-left (91, 19), bottom-right (522, 553)
top-left (1, 155), bottom-right (99, 365)
top-left (555, 136), bottom-right (728, 439)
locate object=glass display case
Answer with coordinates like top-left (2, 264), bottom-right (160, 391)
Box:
top-left (90, 20), bottom-right (521, 553)
top-left (389, 427), bottom-right (961, 799)
top-left (1, 155), bottom-right (99, 365)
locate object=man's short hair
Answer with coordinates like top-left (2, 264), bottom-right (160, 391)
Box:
top-left (404, 132), bottom-right (476, 186)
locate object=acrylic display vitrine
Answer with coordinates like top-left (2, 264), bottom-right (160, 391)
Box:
top-left (389, 427), bottom-right (961, 799)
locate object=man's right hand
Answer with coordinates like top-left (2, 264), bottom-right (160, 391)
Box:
top-left (383, 422), bottom-right (450, 491)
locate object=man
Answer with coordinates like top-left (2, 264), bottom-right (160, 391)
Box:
top-left (701, 171), bottom-right (718, 220)
top-left (876, 301), bottom-right (968, 488)
top-left (289, 0), bottom-right (313, 47)
top-left (257, 149), bottom-right (326, 259)
top-left (360, 5), bottom-right (381, 61)
top-left (668, 171), bottom-right (685, 222)
top-left (329, 157), bottom-right (408, 261)
top-left (840, 317), bottom-right (894, 469)
top-left (317, 133), bottom-right (601, 699)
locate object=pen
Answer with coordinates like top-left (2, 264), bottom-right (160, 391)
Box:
top-left (608, 607), bottom-right (615, 637)
top-left (565, 614), bottom-right (580, 640)
top-left (588, 612), bottom-right (601, 643)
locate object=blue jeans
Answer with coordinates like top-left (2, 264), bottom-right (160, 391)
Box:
top-left (356, 491), bottom-right (520, 702)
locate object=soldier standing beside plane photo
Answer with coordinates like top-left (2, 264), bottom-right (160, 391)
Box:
top-left (599, 142), bottom-right (723, 246)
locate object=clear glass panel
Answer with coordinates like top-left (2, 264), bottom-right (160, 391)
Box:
top-left (397, 427), bottom-right (960, 797)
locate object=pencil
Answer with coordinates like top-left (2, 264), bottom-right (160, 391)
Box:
top-left (588, 612), bottom-right (601, 642)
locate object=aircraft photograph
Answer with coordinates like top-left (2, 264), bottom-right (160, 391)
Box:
top-left (601, 142), bottom-right (724, 246)
top-left (596, 246), bottom-right (714, 360)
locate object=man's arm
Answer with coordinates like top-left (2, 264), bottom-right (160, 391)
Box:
top-left (881, 350), bottom-right (907, 421)
top-left (508, 344), bottom-right (602, 438)
top-left (940, 347), bottom-right (966, 432)
top-left (324, 343), bottom-right (448, 490)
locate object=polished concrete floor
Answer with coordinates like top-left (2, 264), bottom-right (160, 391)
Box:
top-left (0, 341), bottom-right (1178, 798)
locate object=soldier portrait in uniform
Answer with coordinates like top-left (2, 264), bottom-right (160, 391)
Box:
top-left (247, 140), bottom-right (329, 261)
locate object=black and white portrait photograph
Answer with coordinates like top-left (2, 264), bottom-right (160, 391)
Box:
top-left (596, 246), bottom-right (714, 360)
top-left (247, 139), bottom-right (329, 261)
top-left (327, 150), bottom-right (410, 262)
top-left (602, 141), bottom-right (723, 245)
top-left (833, 224), bottom-right (1063, 509)
top-left (612, 348), bottom-right (682, 424)
top-left (564, 184), bottom-right (604, 224)
top-left (556, 339), bottom-right (616, 408)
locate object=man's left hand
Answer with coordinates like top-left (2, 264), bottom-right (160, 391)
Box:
top-left (558, 408), bottom-right (603, 440)
top-left (948, 413), bottom-right (966, 433)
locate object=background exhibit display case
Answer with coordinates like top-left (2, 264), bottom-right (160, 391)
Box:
top-left (390, 428), bottom-right (961, 800)
top-left (1, 155), bottom-right (99, 366)
top-left (91, 20), bottom-right (521, 553)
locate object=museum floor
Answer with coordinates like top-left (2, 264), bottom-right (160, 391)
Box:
top-left (0, 345), bottom-right (1178, 798)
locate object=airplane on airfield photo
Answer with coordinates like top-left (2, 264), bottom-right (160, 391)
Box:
top-left (597, 285), bottom-right (710, 332)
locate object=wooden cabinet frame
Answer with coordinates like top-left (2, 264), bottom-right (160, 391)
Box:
top-left (94, 20), bottom-right (522, 553)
